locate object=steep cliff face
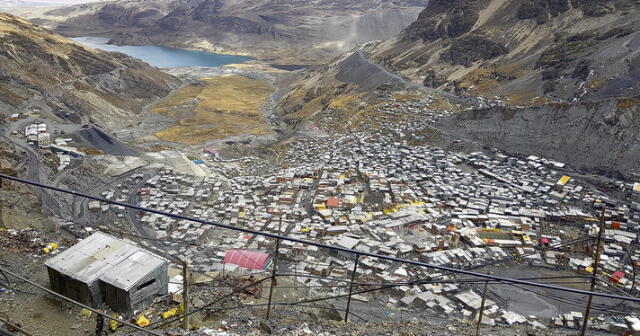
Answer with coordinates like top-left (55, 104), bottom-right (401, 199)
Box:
top-left (0, 13), bottom-right (179, 127)
top-left (27, 0), bottom-right (428, 63)
top-left (370, 0), bottom-right (640, 105)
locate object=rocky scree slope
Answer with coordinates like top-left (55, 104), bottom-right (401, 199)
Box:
top-left (273, 49), bottom-right (414, 131)
top-left (27, 0), bottom-right (428, 64)
top-left (368, 0), bottom-right (640, 103)
top-left (441, 99), bottom-right (640, 179)
top-left (0, 13), bottom-right (179, 128)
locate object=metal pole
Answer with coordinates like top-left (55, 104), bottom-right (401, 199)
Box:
top-left (475, 276), bottom-right (489, 336)
top-left (344, 253), bottom-right (360, 322)
top-left (4, 174), bottom-right (640, 304)
top-left (0, 265), bottom-right (160, 335)
top-left (266, 239), bottom-right (280, 319)
top-left (266, 218), bottom-right (282, 319)
top-left (0, 177), bottom-right (4, 229)
top-left (95, 311), bottom-right (105, 336)
top-left (579, 207), bottom-right (606, 336)
top-left (182, 260), bottom-right (190, 331)
top-left (0, 315), bottom-right (36, 336)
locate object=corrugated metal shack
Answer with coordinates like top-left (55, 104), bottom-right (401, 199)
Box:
top-left (100, 250), bottom-right (168, 313)
top-left (45, 232), bottom-right (168, 314)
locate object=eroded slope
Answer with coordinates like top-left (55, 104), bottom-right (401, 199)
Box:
top-left (0, 12), bottom-right (179, 128)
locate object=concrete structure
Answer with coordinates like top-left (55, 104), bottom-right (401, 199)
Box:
top-left (45, 232), bottom-right (168, 314)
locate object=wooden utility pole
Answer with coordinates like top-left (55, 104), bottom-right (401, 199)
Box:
top-left (266, 218), bottom-right (282, 319)
top-left (579, 207), bottom-right (606, 336)
top-left (344, 253), bottom-right (360, 323)
top-left (0, 176), bottom-right (4, 229)
top-left (475, 277), bottom-right (489, 336)
top-left (182, 260), bottom-right (190, 331)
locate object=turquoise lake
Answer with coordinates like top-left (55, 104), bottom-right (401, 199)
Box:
top-left (71, 37), bottom-right (252, 68)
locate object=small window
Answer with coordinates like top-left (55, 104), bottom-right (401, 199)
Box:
top-left (137, 279), bottom-right (156, 291)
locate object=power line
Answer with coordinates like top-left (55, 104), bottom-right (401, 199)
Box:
top-left (149, 276), bottom-right (270, 329)
top-left (157, 275), bottom-right (597, 330)
top-left (0, 265), bottom-right (160, 336)
top-left (273, 272), bottom-right (593, 287)
top-left (2, 173), bottom-right (640, 304)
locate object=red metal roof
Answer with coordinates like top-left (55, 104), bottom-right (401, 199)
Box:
top-left (327, 197), bottom-right (340, 208)
top-left (540, 237), bottom-right (550, 244)
top-left (223, 249), bottom-right (269, 270)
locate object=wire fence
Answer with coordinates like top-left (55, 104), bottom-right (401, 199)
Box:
top-left (1, 173), bottom-right (640, 335)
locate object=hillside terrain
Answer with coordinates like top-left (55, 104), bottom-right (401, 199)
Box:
top-left (0, 137), bottom-right (52, 231)
top-left (370, 0), bottom-right (640, 104)
top-left (1, 4), bottom-right (640, 336)
top-left (0, 12), bottom-right (179, 128)
top-left (276, 0), bottom-right (640, 179)
top-left (24, 0), bottom-right (428, 64)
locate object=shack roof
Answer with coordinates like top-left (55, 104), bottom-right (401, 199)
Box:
top-left (224, 249), bottom-right (269, 270)
top-left (327, 197), bottom-right (340, 207)
top-left (557, 176), bottom-right (571, 186)
top-left (634, 183), bottom-right (640, 193)
top-left (45, 232), bottom-right (165, 286)
top-left (99, 250), bottom-right (167, 291)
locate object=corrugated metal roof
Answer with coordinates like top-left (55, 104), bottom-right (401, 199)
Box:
top-left (45, 232), bottom-right (166, 288)
top-left (557, 176), bottom-right (571, 186)
top-left (634, 183), bottom-right (640, 193)
top-left (100, 250), bottom-right (166, 291)
top-left (223, 249), bottom-right (269, 270)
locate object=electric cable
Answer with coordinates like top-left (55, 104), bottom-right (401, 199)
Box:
top-left (0, 265), bottom-right (161, 335)
top-left (1, 174), bottom-right (639, 304)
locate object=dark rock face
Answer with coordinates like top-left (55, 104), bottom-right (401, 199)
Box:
top-left (191, 0), bottom-right (224, 22)
top-left (95, 4), bottom-right (164, 28)
top-left (517, 0), bottom-right (571, 24)
top-left (423, 70), bottom-right (448, 88)
top-left (403, 0), bottom-right (490, 42)
top-left (440, 34), bottom-right (508, 67)
top-left (376, 0), bottom-right (640, 101)
top-left (536, 36), bottom-right (595, 81)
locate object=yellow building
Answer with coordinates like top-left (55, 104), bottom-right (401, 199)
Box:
top-left (554, 175), bottom-right (571, 191)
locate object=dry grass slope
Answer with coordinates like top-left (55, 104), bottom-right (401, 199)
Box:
top-left (153, 75), bottom-right (273, 145)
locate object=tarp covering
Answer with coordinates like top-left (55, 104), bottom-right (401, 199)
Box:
top-left (223, 249), bottom-right (269, 270)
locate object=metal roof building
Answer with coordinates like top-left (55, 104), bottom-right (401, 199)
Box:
top-left (45, 232), bottom-right (168, 314)
top-left (223, 249), bottom-right (270, 270)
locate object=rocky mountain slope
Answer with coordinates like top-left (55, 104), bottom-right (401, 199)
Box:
top-left (441, 99), bottom-right (640, 179)
top-left (0, 13), bottom-right (179, 128)
top-left (0, 137), bottom-right (52, 231)
top-left (369, 0), bottom-right (640, 104)
top-left (367, 0), bottom-right (640, 178)
top-left (26, 0), bottom-right (428, 64)
top-left (275, 0), bottom-right (640, 179)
